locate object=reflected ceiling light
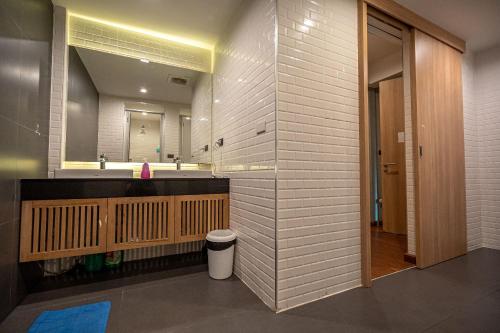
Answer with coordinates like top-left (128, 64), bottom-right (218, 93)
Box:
top-left (237, 78), bottom-right (243, 82)
top-left (142, 112), bottom-right (148, 116)
top-left (185, 117), bottom-right (191, 120)
top-left (304, 19), bottom-right (314, 27)
top-left (140, 58), bottom-right (150, 63)
top-left (140, 88), bottom-right (148, 93)
top-left (214, 99), bottom-right (220, 103)
top-left (200, 117), bottom-right (208, 121)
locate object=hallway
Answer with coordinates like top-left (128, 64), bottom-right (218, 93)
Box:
top-left (371, 225), bottom-right (414, 278)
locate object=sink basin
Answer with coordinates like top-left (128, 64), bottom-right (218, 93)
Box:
top-left (153, 170), bottom-right (212, 178)
top-left (54, 169), bottom-right (133, 178)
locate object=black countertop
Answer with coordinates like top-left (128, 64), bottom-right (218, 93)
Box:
top-left (21, 178), bottom-right (230, 201)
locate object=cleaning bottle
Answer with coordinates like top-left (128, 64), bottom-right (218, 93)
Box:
top-left (141, 159), bottom-right (150, 179)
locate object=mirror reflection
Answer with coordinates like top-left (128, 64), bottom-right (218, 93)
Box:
top-left (65, 46), bottom-right (212, 164)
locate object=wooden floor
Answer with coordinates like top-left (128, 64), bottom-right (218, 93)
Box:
top-left (371, 225), bottom-right (414, 279)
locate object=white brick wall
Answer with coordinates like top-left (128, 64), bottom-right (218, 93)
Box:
top-left (463, 50), bottom-right (482, 251)
top-left (213, 0), bottom-right (277, 309)
top-left (68, 15), bottom-right (212, 73)
top-left (276, 0), bottom-right (361, 310)
top-left (97, 95), bottom-right (127, 161)
top-left (403, 30), bottom-right (416, 255)
top-left (48, 6), bottom-right (68, 178)
top-left (475, 45), bottom-right (500, 250)
top-left (191, 73), bottom-right (212, 163)
top-left (162, 102), bottom-right (184, 160)
top-left (97, 95), bottom-right (186, 162)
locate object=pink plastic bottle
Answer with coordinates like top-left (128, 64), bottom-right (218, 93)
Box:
top-left (141, 161), bottom-right (150, 179)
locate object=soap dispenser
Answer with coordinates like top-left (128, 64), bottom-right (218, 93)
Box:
top-left (141, 158), bottom-right (150, 179)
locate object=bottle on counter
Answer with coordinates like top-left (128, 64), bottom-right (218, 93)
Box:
top-left (141, 159), bottom-right (150, 179)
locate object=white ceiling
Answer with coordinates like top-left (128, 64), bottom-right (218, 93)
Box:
top-left (368, 31), bottom-right (401, 64)
top-left (76, 47), bottom-right (199, 104)
top-left (52, 0), bottom-right (243, 46)
top-left (395, 0), bottom-right (500, 52)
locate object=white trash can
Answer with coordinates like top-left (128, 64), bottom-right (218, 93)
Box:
top-left (206, 229), bottom-right (236, 279)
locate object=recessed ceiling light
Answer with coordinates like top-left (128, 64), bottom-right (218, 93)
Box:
top-left (185, 117), bottom-right (191, 120)
top-left (214, 99), bottom-right (220, 103)
top-left (142, 112), bottom-right (147, 116)
top-left (140, 58), bottom-right (150, 63)
top-left (140, 88), bottom-right (147, 93)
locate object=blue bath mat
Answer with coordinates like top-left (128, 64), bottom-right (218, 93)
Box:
top-left (28, 301), bottom-right (111, 333)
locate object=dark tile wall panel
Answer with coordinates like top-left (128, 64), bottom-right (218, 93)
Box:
top-left (66, 46), bottom-right (99, 161)
top-left (0, 0), bottom-right (53, 321)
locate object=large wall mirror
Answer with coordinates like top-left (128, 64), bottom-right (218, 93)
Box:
top-left (65, 46), bottom-right (212, 164)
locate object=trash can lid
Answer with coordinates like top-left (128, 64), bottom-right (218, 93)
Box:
top-left (206, 229), bottom-right (236, 242)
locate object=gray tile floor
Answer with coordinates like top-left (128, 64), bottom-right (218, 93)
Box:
top-left (1, 248), bottom-right (499, 332)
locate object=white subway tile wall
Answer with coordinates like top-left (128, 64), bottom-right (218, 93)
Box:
top-left (97, 95), bottom-right (185, 162)
top-left (476, 45), bottom-right (500, 250)
top-left (213, 0), bottom-right (276, 309)
top-left (48, 6), bottom-right (68, 177)
top-left (276, 0), bottom-right (361, 310)
top-left (97, 95), bottom-right (127, 161)
top-left (68, 15), bottom-right (212, 73)
top-left (402, 30), bottom-right (416, 255)
top-left (463, 51), bottom-right (482, 251)
top-left (190, 73), bottom-right (212, 163)
top-left (162, 103), bottom-right (183, 160)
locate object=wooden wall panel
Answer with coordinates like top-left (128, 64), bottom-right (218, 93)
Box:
top-left (20, 199), bottom-right (107, 262)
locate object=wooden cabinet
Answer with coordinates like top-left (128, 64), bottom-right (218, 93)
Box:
top-left (174, 194), bottom-right (229, 243)
top-left (19, 194), bottom-right (229, 262)
top-left (20, 199), bottom-right (108, 262)
top-left (107, 196), bottom-right (175, 251)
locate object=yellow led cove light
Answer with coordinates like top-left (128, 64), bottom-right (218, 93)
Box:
top-left (68, 13), bottom-right (213, 51)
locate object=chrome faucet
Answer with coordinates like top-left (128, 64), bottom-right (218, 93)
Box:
top-left (99, 153), bottom-right (107, 170)
top-left (174, 157), bottom-right (181, 170)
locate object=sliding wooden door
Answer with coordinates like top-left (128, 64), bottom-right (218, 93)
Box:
top-left (411, 30), bottom-right (466, 268)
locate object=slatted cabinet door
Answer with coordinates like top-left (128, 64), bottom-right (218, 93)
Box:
top-left (174, 194), bottom-right (229, 243)
top-left (107, 196), bottom-right (175, 251)
top-left (20, 199), bottom-right (108, 262)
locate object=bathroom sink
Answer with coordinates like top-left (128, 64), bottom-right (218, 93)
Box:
top-left (153, 170), bottom-right (212, 178)
top-left (54, 169), bottom-right (133, 178)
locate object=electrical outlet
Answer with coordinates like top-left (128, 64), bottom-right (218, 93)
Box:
top-left (256, 121), bottom-right (266, 135)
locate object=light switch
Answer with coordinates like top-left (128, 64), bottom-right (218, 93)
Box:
top-left (398, 131), bottom-right (405, 143)
top-left (256, 121), bottom-right (266, 135)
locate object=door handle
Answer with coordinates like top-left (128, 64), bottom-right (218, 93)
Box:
top-left (383, 163), bottom-right (397, 167)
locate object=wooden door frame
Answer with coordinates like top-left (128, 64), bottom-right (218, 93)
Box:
top-left (357, 0), bottom-right (466, 287)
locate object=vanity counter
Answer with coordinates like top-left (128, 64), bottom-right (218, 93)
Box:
top-left (19, 177), bottom-right (230, 262)
top-left (21, 178), bottom-right (229, 201)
